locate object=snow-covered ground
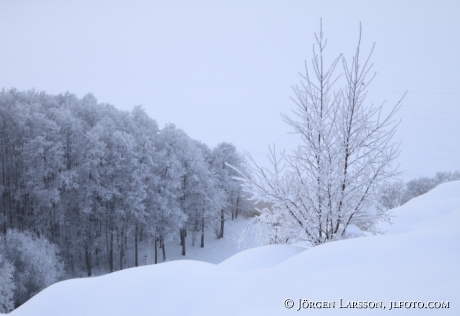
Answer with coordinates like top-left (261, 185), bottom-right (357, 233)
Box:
top-left (79, 217), bottom-right (259, 279)
top-left (6, 181), bottom-right (460, 315)
top-left (144, 217), bottom-right (259, 265)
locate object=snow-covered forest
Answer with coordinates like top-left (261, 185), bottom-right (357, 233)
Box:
top-left (0, 89), bottom-right (256, 312)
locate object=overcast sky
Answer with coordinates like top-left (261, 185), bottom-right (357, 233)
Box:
top-left (1, 0), bottom-right (459, 181)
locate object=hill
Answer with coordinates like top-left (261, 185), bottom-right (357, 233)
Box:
top-left (6, 181), bottom-right (460, 315)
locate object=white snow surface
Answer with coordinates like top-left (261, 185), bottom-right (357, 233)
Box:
top-left (218, 244), bottom-right (304, 272)
top-left (7, 181), bottom-right (460, 315)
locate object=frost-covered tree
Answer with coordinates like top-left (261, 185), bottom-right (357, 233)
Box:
top-left (211, 143), bottom-right (245, 238)
top-left (401, 177), bottom-right (436, 205)
top-left (0, 253), bottom-right (15, 313)
top-left (192, 140), bottom-right (226, 247)
top-left (377, 181), bottom-right (405, 211)
top-left (236, 23), bottom-right (404, 246)
top-left (0, 229), bottom-right (64, 308)
top-left (157, 125), bottom-right (222, 255)
top-left (434, 170), bottom-right (460, 184)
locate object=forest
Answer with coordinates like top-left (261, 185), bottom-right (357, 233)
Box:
top-left (0, 89), bottom-right (253, 311)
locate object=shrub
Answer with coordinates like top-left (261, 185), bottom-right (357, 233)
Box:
top-left (0, 254), bottom-right (15, 313)
top-left (0, 230), bottom-right (64, 308)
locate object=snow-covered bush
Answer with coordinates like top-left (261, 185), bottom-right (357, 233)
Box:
top-left (378, 181), bottom-right (405, 211)
top-left (0, 253), bottom-right (15, 313)
top-left (401, 177), bottom-right (437, 205)
top-left (0, 230), bottom-right (64, 308)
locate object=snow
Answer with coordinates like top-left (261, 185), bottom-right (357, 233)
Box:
top-left (377, 180), bottom-right (460, 234)
top-left (145, 217), bottom-right (259, 265)
top-left (6, 181), bottom-right (460, 315)
top-left (218, 244), bottom-right (304, 272)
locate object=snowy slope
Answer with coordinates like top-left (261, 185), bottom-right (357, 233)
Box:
top-left (7, 181), bottom-right (460, 316)
top-left (218, 244), bottom-right (304, 272)
top-left (378, 180), bottom-right (460, 234)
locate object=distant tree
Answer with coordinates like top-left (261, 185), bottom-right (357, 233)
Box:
top-left (155, 124), bottom-right (207, 256)
top-left (211, 143), bottom-right (245, 238)
top-left (433, 170), bottom-right (460, 185)
top-left (398, 170), bottom-right (460, 205)
top-left (401, 177), bottom-right (436, 205)
top-left (190, 140), bottom-right (224, 248)
top-left (377, 181), bottom-right (405, 211)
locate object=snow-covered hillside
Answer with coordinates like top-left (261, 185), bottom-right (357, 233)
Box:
top-left (6, 181), bottom-right (460, 316)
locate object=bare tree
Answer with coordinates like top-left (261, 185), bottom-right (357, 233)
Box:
top-left (235, 22), bottom-right (405, 246)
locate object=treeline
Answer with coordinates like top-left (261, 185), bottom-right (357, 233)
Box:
top-left (378, 170), bottom-right (460, 211)
top-left (0, 89), bottom-right (252, 282)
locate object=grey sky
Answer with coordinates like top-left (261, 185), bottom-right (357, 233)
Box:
top-left (1, 0), bottom-right (459, 181)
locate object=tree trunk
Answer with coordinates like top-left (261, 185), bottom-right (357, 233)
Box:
top-left (124, 231), bottom-right (128, 268)
top-left (135, 223), bottom-right (139, 267)
top-left (1, 160), bottom-right (6, 234)
top-left (231, 196), bottom-right (235, 220)
top-left (85, 246), bottom-right (92, 277)
top-left (180, 228), bottom-right (186, 256)
top-left (154, 235), bottom-right (158, 264)
top-left (2, 208), bottom-right (6, 234)
top-left (119, 229), bottom-right (124, 271)
top-left (201, 216), bottom-right (205, 248)
top-left (119, 243), bottom-right (123, 270)
top-left (161, 235), bottom-right (166, 261)
top-left (235, 194), bottom-right (240, 219)
top-left (109, 231), bottom-right (114, 273)
top-left (95, 246), bottom-right (99, 268)
top-left (105, 216), bottom-right (109, 269)
top-left (219, 209), bottom-right (224, 238)
top-left (191, 220), bottom-right (198, 246)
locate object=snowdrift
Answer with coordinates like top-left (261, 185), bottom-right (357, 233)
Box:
top-left (8, 181), bottom-right (460, 316)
